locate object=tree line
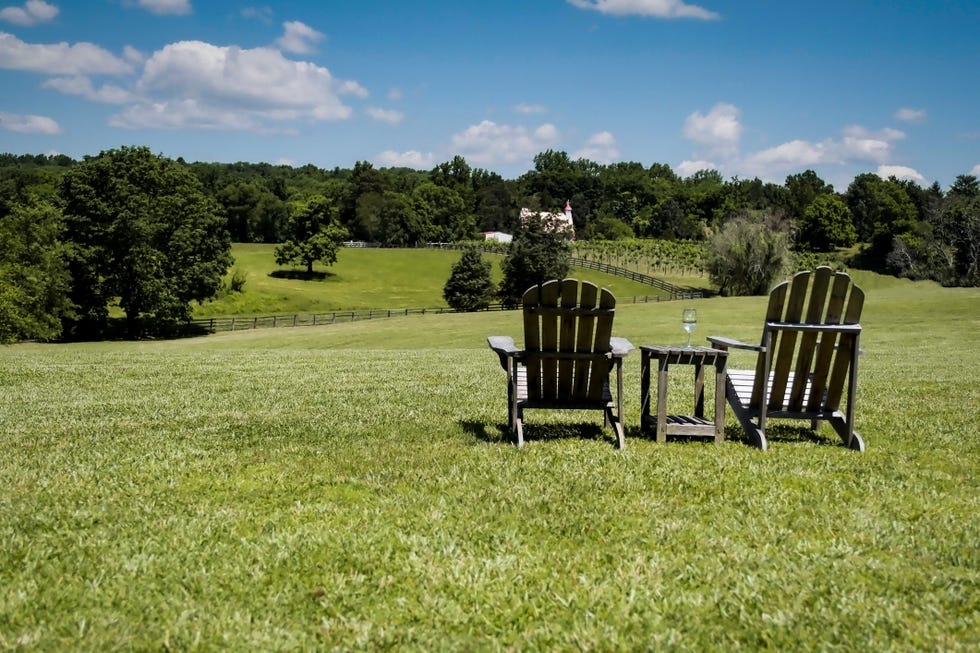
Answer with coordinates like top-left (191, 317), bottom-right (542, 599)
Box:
top-left (1, 148), bottom-right (978, 342)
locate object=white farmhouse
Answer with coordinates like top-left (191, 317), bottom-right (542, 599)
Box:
top-left (519, 201), bottom-right (575, 240)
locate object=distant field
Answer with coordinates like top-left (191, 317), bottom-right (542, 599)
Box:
top-left (2, 271), bottom-right (977, 649)
top-left (193, 244), bottom-right (678, 317)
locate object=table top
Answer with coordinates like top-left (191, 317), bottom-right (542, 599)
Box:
top-left (639, 344), bottom-right (728, 358)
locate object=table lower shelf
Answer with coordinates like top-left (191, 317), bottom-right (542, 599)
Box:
top-left (642, 413), bottom-right (721, 438)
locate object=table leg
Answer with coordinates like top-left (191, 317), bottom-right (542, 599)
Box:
top-left (657, 357), bottom-right (669, 443)
top-left (714, 356), bottom-right (726, 443)
top-left (693, 362), bottom-right (705, 419)
top-left (640, 350), bottom-right (650, 432)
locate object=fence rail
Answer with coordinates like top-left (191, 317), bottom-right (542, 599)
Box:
top-left (190, 292), bottom-right (702, 334)
top-left (418, 242), bottom-right (702, 299)
top-left (566, 257), bottom-right (698, 297)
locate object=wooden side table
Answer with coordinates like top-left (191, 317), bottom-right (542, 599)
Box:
top-left (640, 345), bottom-right (728, 443)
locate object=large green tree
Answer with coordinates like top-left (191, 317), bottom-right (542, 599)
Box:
top-left (498, 214), bottom-right (571, 306)
top-left (274, 194), bottom-right (348, 274)
top-left (216, 180), bottom-right (287, 243)
top-left (411, 182), bottom-right (472, 242)
top-left (845, 173), bottom-right (918, 257)
top-left (0, 199), bottom-right (72, 343)
top-left (945, 175), bottom-right (980, 285)
top-left (784, 169), bottom-right (834, 221)
top-left (60, 146), bottom-right (232, 337)
top-left (798, 194), bottom-right (857, 251)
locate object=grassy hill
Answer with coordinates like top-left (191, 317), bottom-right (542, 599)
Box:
top-left (193, 244), bottom-right (676, 317)
top-left (1, 272), bottom-right (977, 649)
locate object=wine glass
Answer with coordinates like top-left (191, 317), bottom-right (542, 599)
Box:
top-left (682, 308), bottom-right (697, 347)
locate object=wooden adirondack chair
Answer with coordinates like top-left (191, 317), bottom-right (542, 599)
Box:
top-left (488, 279), bottom-right (634, 448)
top-left (707, 267), bottom-right (865, 451)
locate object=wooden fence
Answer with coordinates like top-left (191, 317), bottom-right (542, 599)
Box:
top-left (183, 243), bottom-right (703, 335)
top-left (189, 292), bottom-right (702, 334)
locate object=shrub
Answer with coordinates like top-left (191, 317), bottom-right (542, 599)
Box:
top-left (443, 247), bottom-right (495, 311)
top-left (708, 213), bottom-right (791, 296)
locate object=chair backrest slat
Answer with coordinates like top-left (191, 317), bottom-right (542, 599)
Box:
top-left (750, 267), bottom-right (864, 414)
top-left (539, 281), bottom-right (561, 399)
top-left (557, 279), bottom-right (580, 398)
top-left (523, 284), bottom-right (542, 398)
top-left (573, 281), bottom-right (599, 397)
top-left (522, 279), bottom-right (615, 403)
top-left (824, 284), bottom-right (864, 410)
top-left (587, 288), bottom-right (616, 400)
top-left (767, 270), bottom-right (811, 409)
top-left (806, 272), bottom-right (852, 411)
top-left (753, 280), bottom-right (788, 401)
top-left (789, 266), bottom-right (833, 410)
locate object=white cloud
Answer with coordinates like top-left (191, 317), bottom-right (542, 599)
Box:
top-left (387, 87), bottom-right (403, 101)
top-left (894, 107), bottom-right (926, 122)
top-left (43, 75), bottom-right (132, 103)
top-left (111, 41), bottom-right (366, 131)
top-left (366, 107), bottom-right (403, 124)
top-left (450, 120), bottom-right (561, 166)
top-left (839, 125), bottom-right (905, 163)
top-left (0, 110), bottom-right (60, 134)
top-left (676, 159), bottom-right (717, 177)
top-left (375, 149), bottom-right (436, 169)
top-left (276, 20), bottom-right (324, 55)
top-left (972, 164), bottom-right (980, 176)
top-left (137, 0), bottom-right (191, 16)
top-left (877, 165), bottom-right (925, 184)
top-left (109, 99), bottom-right (278, 132)
top-left (683, 102), bottom-right (742, 154)
top-left (123, 45), bottom-right (145, 66)
top-left (737, 124), bottom-right (908, 179)
top-left (0, 32), bottom-right (134, 75)
top-left (241, 7), bottom-right (273, 24)
top-left (678, 102), bottom-right (914, 181)
top-left (514, 103), bottom-right (547, 115)
top-left (567, 0), bottom-right (719, 20)
top-left (0, 0), bottom-right (58, 26)
top-left (337, 79), bottom-right (368, 98)
top-left (572, 130), bottom-right (620, 163)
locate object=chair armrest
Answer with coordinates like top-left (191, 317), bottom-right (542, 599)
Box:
top-left (707, 335), bottom-right (765, 353)
top-left (487, 336), bottom-right (521, 371)
top-left (609, 337), bottom-right (634, 358)
top-left (487, 335), bottom-right (518, 355)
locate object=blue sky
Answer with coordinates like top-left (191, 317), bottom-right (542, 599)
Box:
top-left (1, 0), bottom-right (977, 190)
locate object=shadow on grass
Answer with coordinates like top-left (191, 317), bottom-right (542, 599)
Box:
top-left (458, 419), bottom-right (616, 447)
top-left (624, 422), bottom-right (839, 448)
top-left (761, 423), bottom-right (839, 446)
top-left (624, 424), bottom-right (731, 446)
top-left (269, 269), bottom-right (335, 281)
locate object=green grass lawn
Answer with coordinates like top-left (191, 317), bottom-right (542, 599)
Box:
top-left (1, 271), bottom-right (978, 650)
top-left (193, 244), bottom-right (674, 317)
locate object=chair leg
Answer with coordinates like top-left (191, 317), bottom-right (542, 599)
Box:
top-left (726, 383), bottom-right (768, 450)
top-left (515, 410), bottom-right (524, 448)
top-left (606, 407), bottom-right (625, 450)
top-left (828, 417), bottom-right (864, 452)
